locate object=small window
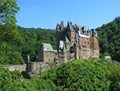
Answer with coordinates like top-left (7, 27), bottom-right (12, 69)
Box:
top-left (83, 45), bottom-right (86, 48)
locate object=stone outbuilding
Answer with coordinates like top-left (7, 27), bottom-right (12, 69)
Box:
top-left (38, 43), bottom-right (57, 64)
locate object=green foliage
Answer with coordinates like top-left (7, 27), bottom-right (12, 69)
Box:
top-left (96, 16), bottom-right (120, 61)
top-left (0, 42), bottom-right (24, 64)
top-left (108, 64), bottom-right (120, 91)
top-left (0, 0), bottom-right (22, 43)
top-left (104, 52), bottom-right (110, 56)
top-left (0, 0), bottom-right (19, 24)
top-left (43, 59), bottom-right (112, 91)
top-left (0, 0), bottom-right (54, 64)
top-left (0, 65), bottom-right (24, 91)
top-left (22, 77), bottom-right (56, 91)
top-left (18, 27), bottom-right (56, 61)
top-left (0, 0), bottom-right (24, 64)
top-left (0, 59), bottom-right (120, 90)
top-left (40, 59), bottom-right (120, 91)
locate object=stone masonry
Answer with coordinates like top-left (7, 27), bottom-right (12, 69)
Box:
top-left (26, 21), bottom-right (100, 75)
top-left (56, 21), bottom-right (99, 62)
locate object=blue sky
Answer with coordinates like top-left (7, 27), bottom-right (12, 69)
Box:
top-left (17, 0), bottom-right (120, 29)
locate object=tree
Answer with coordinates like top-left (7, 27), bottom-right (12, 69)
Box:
top-left (0, 0), bottom-right (22, 43)
top-left (96, 17), bottom-right (120, 61)
top-left (0, 0), bottom-right (24, 64)
top-left (0, 0), bottom-right (19, 24)
top-left (18, 27), bottom-right (56, 62)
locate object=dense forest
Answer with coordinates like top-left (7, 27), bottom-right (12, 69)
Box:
top-left (0, 0), bottom-right (56, 64)
top-left (1, 0), bottom-right (120, 91)
top-left (0, 0), bottom-right (24, 64)
top-left (0, 59), bottom-right (120, 91)
top-left (18, 17), bottom-right (120, 62)
top-left (1, 17), bottom-right (120, 63)
top-left (18, 26), bottom-right (56, 62)
top-left (97, 17), bottom-right (120, 62)
top-left (0, 0), bottom-right (120, 63)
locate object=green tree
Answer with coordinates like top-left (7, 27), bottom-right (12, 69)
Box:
top-left (97, 17), bottom-right (120, 61)
top-left (18, 27), bottom-right (56, 62)
top-left (0, 0), bottom-right (22, 43)
top-left (0, 0), bottom-right (24, 64)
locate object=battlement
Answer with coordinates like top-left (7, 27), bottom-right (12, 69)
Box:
top-left (27, 21), bottom-right (100, 76)
top-left (38, 21), bottom-right (99, 64)
top-left (56, 21), bottom-right (99, 61)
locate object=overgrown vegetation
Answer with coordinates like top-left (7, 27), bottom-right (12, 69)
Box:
top-left (18, 26), bottom-right (56, 61)
top-left (0, 0), bottom-right (56, 63)
top-left (0, 59), bottom-right (120, 91)
top-left (0, 0), bottom-right (24, 64)
top-left (0, 65), bottom-right (23, 90)
top-left (18, 17), bottom-right (120, 62)
top-left (97, 17), bottom-right (120, 61)
top-left (0, 1), bottom-right (120, 90)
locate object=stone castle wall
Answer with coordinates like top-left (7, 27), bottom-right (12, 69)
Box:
top-left (4, 64), bottom-right (26, 72)
top-left (26, 21), bottom-right (100, 76)
top-left (26, 62), bottom-right (49, 75)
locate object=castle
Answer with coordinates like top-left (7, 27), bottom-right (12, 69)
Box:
top-left (26, 21), bottom-right (99, 75)
top-left (38, 21), bottom-right (99, 64)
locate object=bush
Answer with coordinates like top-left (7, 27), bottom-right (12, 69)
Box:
top-left (0, 59), bottom-right (120, 90)
top-left (0, 42), bottom-right (24, 64)
top-left (42, 59), bottom-right (120, 91)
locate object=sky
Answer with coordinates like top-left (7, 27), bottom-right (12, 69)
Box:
top-left (16, 0), bottom-right (120, 29)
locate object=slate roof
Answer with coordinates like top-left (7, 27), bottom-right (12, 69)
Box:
top-left (42, 43), bottom-right (54, 51)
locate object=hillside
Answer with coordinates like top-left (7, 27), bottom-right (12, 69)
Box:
top-left (96, 17), bottom-right (120, 61)
top-left (1, 1), bottom-right (120, 90)
top-left (18, 26), bottom-right (56, 62)
top-left (0, 0), bottom-right (24, 64)
top-left (19, 17), bottom-right (120, 62)
top-left (18, 17), bottom-right (120, 62)
top-left (0, 59), bottom-right (120, 91)
top-left (0, 0), bottom-right (119, 64)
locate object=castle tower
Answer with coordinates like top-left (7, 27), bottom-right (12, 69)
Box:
top-left (90, 29), bottom-right (99, 58)
top-left (70, 30), bottom-right (75, 46)
top-left (68, 22), bottom-right (76, 46)
top-left (63, 47), bottom-right (67, 63)
top-left (75, 43), bottom-right (79, 60)
top-left (55, 21), bottom-right (100, 62)
top-left (65, 36), bottom-right (70, 51)
top-left (56, 22), bottom-right (64, 53)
